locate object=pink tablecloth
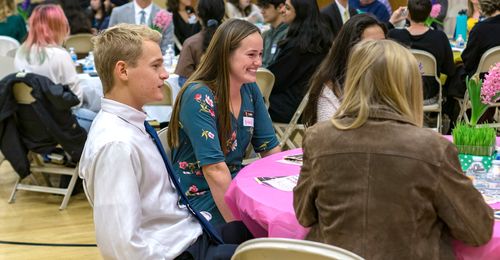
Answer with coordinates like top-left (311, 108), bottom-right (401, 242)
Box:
top-left (225, 146), bottom-right (500, 260)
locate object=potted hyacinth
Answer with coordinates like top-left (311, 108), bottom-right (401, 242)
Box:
top-left (452, 63), bottom-right (500, 170)
top-left (150, 10), bottom-right (173, 33)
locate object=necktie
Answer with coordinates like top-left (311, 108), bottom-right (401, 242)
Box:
top-left (343, 9), bottom-right (349, 23)
top-left (144, 122), bottom-right (224, 245)
top-left (139, 10), bottom-right (146, 25)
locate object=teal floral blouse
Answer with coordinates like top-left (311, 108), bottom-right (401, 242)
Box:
top-left (172, 82), bottom-right (279, 225)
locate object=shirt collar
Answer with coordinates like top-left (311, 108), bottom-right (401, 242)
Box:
top-left (101, 98), bottom-right (148, 135)
top-left (134, 1), bottom-right (153, 22)
top-left (335, 0), bottom-right (348, 13)
top-left (338, 106), bottom-right (418, 127)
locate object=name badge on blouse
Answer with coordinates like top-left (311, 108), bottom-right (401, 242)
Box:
top-left (271, 43), bottom-right (277, 55)
top-left (243, 111), bottom-right (254, 127)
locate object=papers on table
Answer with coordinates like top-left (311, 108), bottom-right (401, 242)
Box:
top-left (255, 175), bottom-right (299, 192)
top-left (277, 153), bottom-right (303, 166)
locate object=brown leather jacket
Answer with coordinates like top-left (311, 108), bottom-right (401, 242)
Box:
top-left (294, 109), bottom-right (494, 260)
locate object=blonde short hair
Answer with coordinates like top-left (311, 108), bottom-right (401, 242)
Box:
top-left (332, 40), bottom-right (423, 129)
top-left (92, 23), bottom-right (162, 93)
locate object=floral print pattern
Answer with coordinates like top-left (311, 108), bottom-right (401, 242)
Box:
top-left (226, 131), bottom-right (238, 151)
top-left (178, 161), bottom-right (202, 176)
top-left (201, 130), bottom-right (215, 140)
top-left (173, 83), bottom-right (279, 225)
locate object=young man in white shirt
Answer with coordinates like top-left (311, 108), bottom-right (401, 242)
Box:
top-left (79, 23), bottom-right (252, 260)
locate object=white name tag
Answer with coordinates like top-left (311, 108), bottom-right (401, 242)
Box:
top-left (243, 116), bottom-right (254, 127)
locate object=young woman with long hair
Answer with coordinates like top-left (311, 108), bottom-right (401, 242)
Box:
top-left (168, 19), bottom-right (280, 225)
top-left (267, 0), bottom-right (331, 123)
top-left (303, 14), bottom-right (386, 126)
top-left (294, 40), bottom-right (493, 259)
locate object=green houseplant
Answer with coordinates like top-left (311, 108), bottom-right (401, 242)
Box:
top-left (452, 63), bottom-right (500, 170)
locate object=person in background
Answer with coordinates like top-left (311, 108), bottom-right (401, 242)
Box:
top-left (80, 23), bottom-right (253, 260)
top-left (109, 0), bottom-right (130, 9)
top-left (108, 0), bottom-right (174, 53)
top-left (89, 0), bottom-right (111, 34)
top-left (388, 0), bottom-right (454, 104)
top-left (268, 0), bottom-right (331, 123)
top-left (174, 0), bottom-right (225, 88)
top-left (168, 19), bottom-right (281, 225)
top-left (462, 0), bottom-right (500, 78)
top-left (257, 0), bottom-right (288, 68)
top-left (321, 0), bottom-right (357, 40)
top-left (467, 0), bottom-right (482, 31)
top-left (0, 0), bottom-right (27, 43)
top-left (294, 39), bottom-right (494, 259)
top-left (226, 0), bottom-right (264, 24)
top-left (14, 4), bottom-right (96, 131)
top-left (350, 0), bottom-right (390, 22)
top-left (166, 0), bottom-right (201, 54)
top-left (60, 0), bottom-right (93, 35)
top-left (303, 14), bottom-right (387, 126)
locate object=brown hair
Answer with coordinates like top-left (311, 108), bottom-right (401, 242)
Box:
top-left (479, 0), bottom-right (500, 16)
top-left (92, 23), bottom-right (162, 94)
top-left (167, 19), bottom-right (259, 153)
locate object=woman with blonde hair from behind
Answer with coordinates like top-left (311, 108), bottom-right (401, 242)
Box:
top-left (294, 40), bottom-right (493, 259)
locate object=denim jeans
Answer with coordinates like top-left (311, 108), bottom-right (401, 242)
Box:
top-left (73, 107), bottom-right (97, 132)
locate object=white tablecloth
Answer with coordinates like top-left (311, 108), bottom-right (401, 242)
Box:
top-left (77, 73), bottom-right (179, 123)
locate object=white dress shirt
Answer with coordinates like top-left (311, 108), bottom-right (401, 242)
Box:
top-left (336, 0), bottom-right (350, 24)
top-left (134, 0), bottom-right (153, 25)
top-left (317, 84), bottom-right (341, 123)
top-left (79, 98), bottom-right (202, 260)
top-left (14, 45), bottom-right (83, 105)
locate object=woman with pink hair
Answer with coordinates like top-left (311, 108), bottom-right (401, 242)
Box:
top-left (14, 4), bottom-right (95, 131)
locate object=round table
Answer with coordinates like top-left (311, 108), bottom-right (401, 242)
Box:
top-left (225, 146), bottom-right (500, 259)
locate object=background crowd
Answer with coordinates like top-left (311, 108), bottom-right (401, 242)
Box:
top-left (0, 0), bottom-right (499, 259)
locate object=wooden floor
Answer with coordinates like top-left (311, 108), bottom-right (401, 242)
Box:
top-left (0, 160), bottom-right (101, 259)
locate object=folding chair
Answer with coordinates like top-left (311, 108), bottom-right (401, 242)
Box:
top-left (457, 46), bottom-right (500, 127)
top-left (157, 127), bottom-right (171, 160)
top-left (273, 91), bottom-right (309, 150)
top-left (232, 238), bottom-right (364, 260)
top-left (411, 49), bottom-right (443, 132)
top-left (0, 56), bottom-right (17, 79)
top-left (63, 33), bottom-right (94, 58)
top-left (173, 34), bottom-right (183, 52)
top-left (6, 47), bottom-right (17, 58)
top-left (256, 68), bottom-right (275, 108)
top-left (147, 81), bottom-right (173, 106)
top-left (0, 36), bottom-right (20, 56)
top-left (7, 82), bottom-right (81, 210)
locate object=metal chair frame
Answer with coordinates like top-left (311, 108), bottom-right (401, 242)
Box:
top-left (411, 49), bottom-right (443, 132)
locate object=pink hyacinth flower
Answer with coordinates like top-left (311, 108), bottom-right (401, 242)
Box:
top-left (430, 4), bottom-right (441, 18)
top-left (481, 63), bottom-right (500, 104)
top-left (153, 10), bottom-right (172, 31)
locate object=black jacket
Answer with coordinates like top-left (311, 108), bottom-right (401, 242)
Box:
top-left (268, 40), bottom-right (328, 123)
top-left (321, 2), bottom-right (357, 40)
top-left (0, 73), bottom-right (87, 178)
top-left (462, 15), bottom-right (500, 77)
